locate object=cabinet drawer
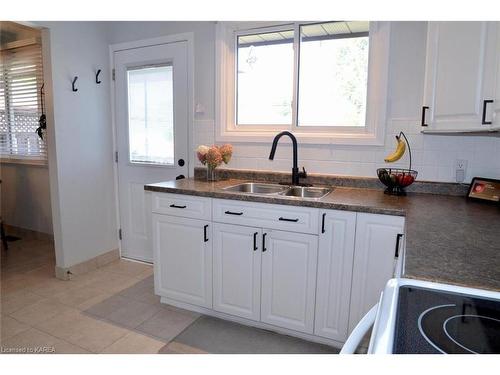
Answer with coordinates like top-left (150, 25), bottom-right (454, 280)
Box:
top-left (152, 193), bottom-right (211, 220)
top-left (213, 199), bottom-right (319, 234)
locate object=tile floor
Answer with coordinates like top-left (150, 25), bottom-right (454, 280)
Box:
top-left (1, 232), bottom-right (172, 353)
top-left (1, 231), bottom-right (341, 354)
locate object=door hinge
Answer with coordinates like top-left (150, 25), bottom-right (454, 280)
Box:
top-left (118, 229), bottom-right (122, 240)
top-left (112, 68), bottom-right (115, 81)
top-left (115, 151), bottom-right (118, 163)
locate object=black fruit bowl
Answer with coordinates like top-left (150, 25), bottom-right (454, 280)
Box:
top-left (377, 168), bottom-right (418, 196)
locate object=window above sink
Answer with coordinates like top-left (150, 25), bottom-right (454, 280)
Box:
top-left (215, 21), bottom-right (391, 145)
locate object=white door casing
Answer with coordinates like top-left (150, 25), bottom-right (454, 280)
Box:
top-left (152, 214), bottom-right (212, 308)
top-left (260, 229), bottom-right (318, 334)
top-left (212, 223), bottom-right (262, 321)
top-left (314, 210), bottom-right (356, 342)
top-left (114, 41), bottom-right (189, 262)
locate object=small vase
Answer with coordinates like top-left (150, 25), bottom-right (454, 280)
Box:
top-left (206, 166), bottom-right (217, 181)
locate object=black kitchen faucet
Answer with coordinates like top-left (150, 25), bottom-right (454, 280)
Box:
top-left (269, 131), bottom-right (307, 186)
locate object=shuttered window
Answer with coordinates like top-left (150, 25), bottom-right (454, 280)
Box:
top-left (0, 42), bottom-right (46, 161)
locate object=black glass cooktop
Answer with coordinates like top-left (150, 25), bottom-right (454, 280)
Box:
top-left (393, 286), bottom-right (500, 354)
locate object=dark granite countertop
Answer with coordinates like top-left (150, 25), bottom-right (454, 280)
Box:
top-left (145, 178), bottom-right (500, 292)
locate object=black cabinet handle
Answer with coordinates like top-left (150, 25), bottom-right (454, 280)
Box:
top-left (421, 106), bottom-right (429, 127)
top-left (170, 204), bottom-right (186, 209)
top-left (482, 100), bottom-right (493, 125)
top-left (278, 217), bottom-right (299, 222)
top-left (262, 233), bottom-right (267, 252)
top-left (395, 233), bottom-right (403, 258)
top-left (204, 225), bottom-right (209, 242)
top-left (253, 232), bottom-right (258, 251)
top-left (225, 210), bottom-right (243, 216)
top-left (321, 213), bottom-right (326, 233)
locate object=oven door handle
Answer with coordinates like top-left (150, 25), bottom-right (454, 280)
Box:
top-left (340, 303), bottom-right (379, 354)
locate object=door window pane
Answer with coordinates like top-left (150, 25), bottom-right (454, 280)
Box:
top-left (127, 65), bottom-right (174, 164)
top-left (298, 21), bottom-right (369, 127)
top-left (236, 31), bottom-right (294, 125)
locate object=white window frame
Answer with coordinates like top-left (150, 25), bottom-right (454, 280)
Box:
top-left (215, 21), bottom-right (391, 145)
top-left (0, 38), bottom-right (47, 164)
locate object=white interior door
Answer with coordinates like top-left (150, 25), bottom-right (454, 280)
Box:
top-left (114, 42), bottom-right (189, 262)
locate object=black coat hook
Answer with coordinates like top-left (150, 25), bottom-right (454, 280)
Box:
top-left (72, 76), bottom-right (78, 92)
top-left (95, 69), bottom-right (102, 84)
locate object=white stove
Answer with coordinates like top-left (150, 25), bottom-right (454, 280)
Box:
top-left (341, 278), bottom-right (500, 354)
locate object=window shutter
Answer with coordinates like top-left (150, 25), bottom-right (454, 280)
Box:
top-left (0, 42), bottom-right (47, 160)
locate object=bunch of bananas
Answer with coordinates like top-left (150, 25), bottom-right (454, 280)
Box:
top-left (384, 135), bottom-right (406, 163)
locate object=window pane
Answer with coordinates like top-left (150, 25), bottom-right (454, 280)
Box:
top-left (127, 65), bottom-right (174, 165)
top-left (237, 31), bottom-right (294, 125)
top-left (1, 44), bottom-right (46, 160)
top-left (298, 21), bottom-right (369, 127)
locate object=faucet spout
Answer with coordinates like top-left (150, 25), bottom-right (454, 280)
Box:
top-left (269, 131), bottom-right (305, 185)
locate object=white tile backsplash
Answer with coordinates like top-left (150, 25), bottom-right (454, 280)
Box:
top-left (193, 119), bottom-right (500, 183)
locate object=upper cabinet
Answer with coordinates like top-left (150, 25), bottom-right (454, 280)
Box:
top-left (422, 22), bottom-right (500, 133)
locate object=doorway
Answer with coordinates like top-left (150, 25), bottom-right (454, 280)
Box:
top-left (113, 39), bottom-right (191, 262)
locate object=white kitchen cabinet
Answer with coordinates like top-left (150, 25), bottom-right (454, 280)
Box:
top-left (152, 214), bottom-right (212, 308)
top-left (261, 230), bottom-right (318, 334)
top-left (422, 22), bottom-right (499, 131)
top-left (212, 223), bottom-right (262, 321)
top-left (151, 191), bottom-right (408, 346)
top-left (348, 213), bottom-right (405, 332)
top-left (314, 210), bottom-right (357, 342)
top-left (494, 26), bottom-right (500, 131)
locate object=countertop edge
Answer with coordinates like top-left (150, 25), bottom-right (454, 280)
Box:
top-left (144, 184), bottom-right (407, 217)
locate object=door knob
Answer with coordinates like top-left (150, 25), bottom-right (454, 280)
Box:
top-left (178, 159), bottom-right (185, 167)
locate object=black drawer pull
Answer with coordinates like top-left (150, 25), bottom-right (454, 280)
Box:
top-left (225, 210), bottom-right (243, 216)
top-left (262, 233), bottom-right (267, 252)
top-left (321, 213), bottom-right (326, 233)
top-left (482, 99), bottom-right (493, 125)
top-left (204, 225), bottom-right (209, 242)
top-left (421, 106), bottom-right (429, 127)
top-left (278, 217), bottom-right (299, 222)
top-left (253, 232), bottom-right (258, 251)
top-left (395, 233), bottom-right (404, 258)
top-left (170, 204), bottom-right (186, 209)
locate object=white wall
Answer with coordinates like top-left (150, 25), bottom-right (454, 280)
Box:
top-left (0, 163), bottom-right (53, 234)
top-left (108, 21), bottom-right (500, 183)
top-left (37, 21), bottom-right (118, 268)
top-left (107, 21), bottom-right (215, 121)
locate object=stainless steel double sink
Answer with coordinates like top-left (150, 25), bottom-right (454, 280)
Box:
top-left (222, 182), bottom-right (332, 200)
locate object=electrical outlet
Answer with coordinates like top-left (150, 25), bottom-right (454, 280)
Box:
top-left (455, 159), bottom-right (468, 183)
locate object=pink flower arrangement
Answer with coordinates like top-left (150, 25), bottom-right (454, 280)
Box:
top-left (196, 144), bottom-right (233, 169)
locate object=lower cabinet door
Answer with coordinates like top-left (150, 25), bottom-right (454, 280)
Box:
top-left (212, 223), bottom-right (262, 321)
top-left (152, 214), bottom-right (212, 308)
top-left (261, 229), bottom-right (318, 334)
top-left (348, 213), bottom-right (405, 332)
top-left (314, 210), bottom-right (356, 342)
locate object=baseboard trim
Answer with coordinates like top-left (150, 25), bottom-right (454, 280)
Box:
top-left (55, 248), bottom-right (120, 280)
top-left (3, 224), bottom-right (53, 242)
top-left (160, 296), bottom-right (344, 350)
